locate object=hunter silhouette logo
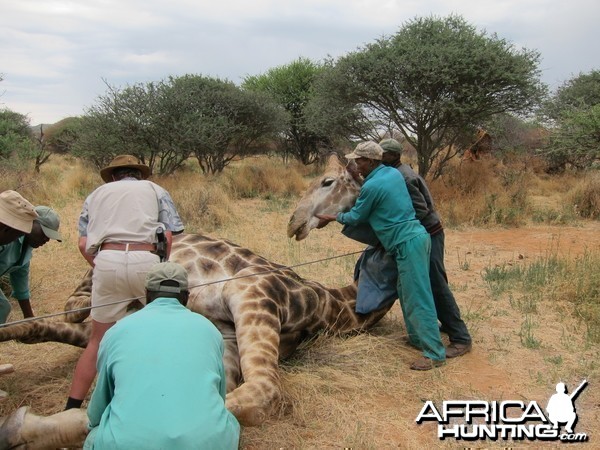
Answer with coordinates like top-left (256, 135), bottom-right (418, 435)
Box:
top-left (546, 379), bottom-right (587, 434)
top-left (416, 379), bottom-right (589, 442)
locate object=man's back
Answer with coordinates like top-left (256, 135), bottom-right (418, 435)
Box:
top-left (348, 165), bottom-right (424, 251)
top-left (84, 179), bottom-right (162, 250)
top-left (396, 163), bottom-right (441, 233)
top-left (87, 299), bottom-right (240, 449)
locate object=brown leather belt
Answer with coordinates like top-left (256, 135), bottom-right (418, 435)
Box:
top-left (100, 243), bottom-right (157, 252)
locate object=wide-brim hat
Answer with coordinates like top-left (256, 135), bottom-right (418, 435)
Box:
top-left (345, 141), bottom-right (383, 160)
top-left (100, 155), bottom-right (151, 183)
top-left (0, 190), bottom-right (38, 234)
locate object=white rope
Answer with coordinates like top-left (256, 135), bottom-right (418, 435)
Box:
top-left (0, 249), bottom-right (365, 329)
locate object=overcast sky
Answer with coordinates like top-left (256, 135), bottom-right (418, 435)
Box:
top-left (1, 0), bottom-right (599, 125)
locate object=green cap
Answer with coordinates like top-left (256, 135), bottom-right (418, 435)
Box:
top-left (379, 138), bottom-right (403, 154)
top-left (145, 262), bottom-right (188, 293)
top-left (34, 206), bottom-right (62, 241)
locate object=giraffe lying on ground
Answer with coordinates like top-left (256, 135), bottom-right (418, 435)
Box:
top-left (0, 192), bottom-right (391, 449)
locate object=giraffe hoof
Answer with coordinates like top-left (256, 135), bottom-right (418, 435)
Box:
top-left (0, 364), bottom-right (14, 375)
top-left (0, 406), bottom-right (27, 449)
top-left (225, 398), bottom-right (268, 427)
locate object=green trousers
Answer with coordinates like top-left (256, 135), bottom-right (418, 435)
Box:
top-left (394, 232), bottom-right (446, 361)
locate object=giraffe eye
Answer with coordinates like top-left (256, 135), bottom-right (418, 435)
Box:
top-left (321, 178), bottom-right (335, 187)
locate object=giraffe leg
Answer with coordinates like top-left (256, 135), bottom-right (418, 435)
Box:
top-left (218, 324), bottom-right (241, 393)
top-left (63, 269), bottom-right (93, 323)
top-left (0, 320), bottom-right (90, 347)
top-left (224, 293), bottom-right (282, 426)
top-left (279, 331), bottom-right (304, 359)
top-left (0, 407), bottom-right (88, 450)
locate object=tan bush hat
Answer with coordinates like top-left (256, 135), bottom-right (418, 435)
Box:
top-left (145, 262), bottom-right (189, 293)
top-left (100, 155), bottom-right (151, 183)
top-left (345, 141), bottom-right (383, 160)
top-left (0, 190), bottom-right (38, 233)
top-left (34, 206), bottom-right (62, 241)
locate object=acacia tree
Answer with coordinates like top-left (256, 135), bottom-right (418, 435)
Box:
top-left (42, 117), bottom-right (82, 154)
top-left (73, 79), bottom-right (189, 174)
top-left (243, 58), bottom-right (331, 165)
top-left (0, 109), bottom-right (34, 167)
top-left (542, 70), bottom-right (600, 121)
top-left (538, 70), bottom-right (600, 172)
top-left (167, 75), bottom-right (286, 174)
top-left (313, 15), bottom-right (545, 178)
top-left (74, 76), bottom-right (284, 175)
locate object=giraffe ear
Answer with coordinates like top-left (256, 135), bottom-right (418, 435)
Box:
top-left (325, 153), bottom-right (343, 170)
top-left (346, 159), bottom-right (357, 173)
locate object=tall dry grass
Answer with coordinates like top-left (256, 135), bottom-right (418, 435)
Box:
top-left (157, 157), bottom-right (308, 233)
top-left (570, 172), bottom-right (600, 219)
top-left (428, 156), bottom-right (599, 227)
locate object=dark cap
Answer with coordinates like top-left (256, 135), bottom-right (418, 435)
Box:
top-left (145, 262), bottom-right (189, 293)
top-left (379, 138), bottom-right (403, 154)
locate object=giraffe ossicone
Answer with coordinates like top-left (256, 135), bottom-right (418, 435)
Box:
top-left (0, 209), bottom-right (391, 448)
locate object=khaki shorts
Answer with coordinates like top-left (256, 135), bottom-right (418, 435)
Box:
top-left (90, 250), bottom-right (160, 323)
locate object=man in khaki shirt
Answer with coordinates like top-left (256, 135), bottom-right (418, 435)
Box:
top-left (65, 155), bottom-right (184, 410)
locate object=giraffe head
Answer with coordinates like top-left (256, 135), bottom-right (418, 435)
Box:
top-left (287, 154), bottom-right (361, 241)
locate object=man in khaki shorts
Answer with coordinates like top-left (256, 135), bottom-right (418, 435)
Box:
top-left (0, 190), bottom-right (39, 400)
top-left (65, 155), bottom-right (184, 410)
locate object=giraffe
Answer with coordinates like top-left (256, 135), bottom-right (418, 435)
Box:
top-left (287, 155), bottom-right (361, 241)
top-left (0, 228), bottom-right (392, 448)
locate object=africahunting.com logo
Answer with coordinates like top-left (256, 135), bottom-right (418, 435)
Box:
top-left (416, 379), bottom-right (588, 443)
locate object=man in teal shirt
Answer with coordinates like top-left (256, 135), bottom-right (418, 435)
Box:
top-left (0, 206), bottom-right (62, 324)
top-left (317, 141), bottom-right (445, 370)
top-left (84, 262), bottom-right (240, 449)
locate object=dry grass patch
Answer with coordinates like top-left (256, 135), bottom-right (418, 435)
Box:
top-left (221, 158), bottom-right (307, 199)
top-left (570, 172), bottom-right (600, 219)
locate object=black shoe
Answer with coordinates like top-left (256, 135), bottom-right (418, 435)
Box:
top-left (446, 342), bottom-right (472, 358)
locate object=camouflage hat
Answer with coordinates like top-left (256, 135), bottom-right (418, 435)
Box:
top-left (379, 138), bottom-right (403, 154)
top-left (145, 262), bottom-right (189, 293)
top-left (345, 141), bottom-right (383, 160)
top-left (34, 206), bottom-right (62, 241)
top-left (0, 190), bottom-right (38, 233)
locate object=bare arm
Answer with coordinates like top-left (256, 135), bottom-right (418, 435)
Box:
top-left (78, 236), bottom-right (95, 268)
top-left (315, 214), bottom-right (337, 229)
top-left (17, 299), bottom-right (34, 318)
